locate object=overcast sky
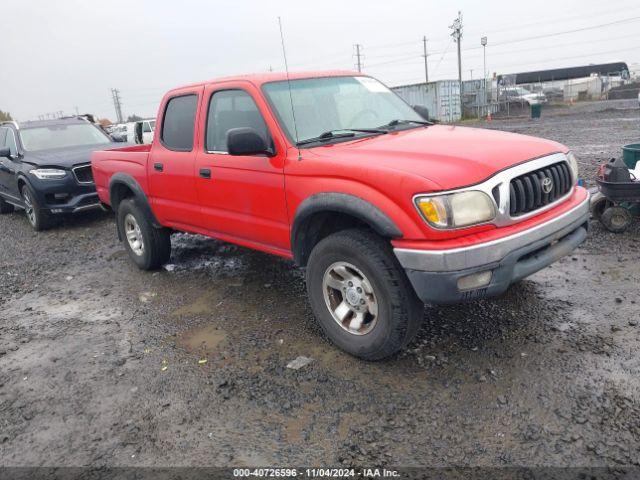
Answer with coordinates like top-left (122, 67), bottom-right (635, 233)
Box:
top-left (2, 0), bottom-right (639, 122)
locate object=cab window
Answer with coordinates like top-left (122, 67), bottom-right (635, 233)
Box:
top-left (161, 94), bottom-right (198, 151)
top-left (205, 90), bottom-right (269, 153)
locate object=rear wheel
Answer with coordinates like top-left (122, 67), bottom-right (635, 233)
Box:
top-left (306, 229), bottom-right (423, 361)
top-left (600, 206), bottom-right (632, 233)
top-left (117, 198), bottom-right (171, 270)
top-left (21, 185), bottom-right (50, 231)
top-left (0, 196), bottom-right (14, 214)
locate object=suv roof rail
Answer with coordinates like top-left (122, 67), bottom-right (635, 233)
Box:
top-left (59, 114), bottom-right (96, 123)
top-left (0, 120), bottom-right (19, 130)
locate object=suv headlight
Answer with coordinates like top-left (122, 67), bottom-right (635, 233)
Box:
top-left (566, 151), bottom-right (579, 183)
top-left (30, 168), bottom-right (67, 180)
top-left (415, 191), bottom-right (496, 229)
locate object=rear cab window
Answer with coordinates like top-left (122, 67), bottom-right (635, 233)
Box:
top-left (161, 94), bottom-right (198, 151)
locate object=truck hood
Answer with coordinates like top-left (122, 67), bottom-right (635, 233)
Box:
top-left (308, 124), bottom-right (567, 190)
top-left (23, 143), bottom-right (120, 168)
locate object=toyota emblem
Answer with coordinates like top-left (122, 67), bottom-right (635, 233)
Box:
top-left (541, 177), bottom-right (553, 194)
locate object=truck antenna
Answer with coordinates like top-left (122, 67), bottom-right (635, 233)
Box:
top-left (278, 16), bottom-right (302, 161)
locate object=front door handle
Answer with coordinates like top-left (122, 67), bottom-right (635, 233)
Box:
top-left (199, 168), bottom-right (211, 179)
top-left (154, 163), bottom-right (164, 172)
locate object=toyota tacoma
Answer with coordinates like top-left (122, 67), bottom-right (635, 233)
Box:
top-left (91, 71), bottom-right (589, 360)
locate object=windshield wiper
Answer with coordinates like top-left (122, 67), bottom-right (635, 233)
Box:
top-left (296, 128), bottom-right (387, 146)
top-left (380, 119), bottom-right (431, 129)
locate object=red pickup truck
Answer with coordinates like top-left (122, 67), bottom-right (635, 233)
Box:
top-left (92, 71), bottom-right (589, 360)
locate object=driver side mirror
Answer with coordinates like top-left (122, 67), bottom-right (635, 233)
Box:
top-left (227, 127), bottom-right (272, 156)
top-left (0, 147), bottom-right (12, 159)
top-left (412, 105), bottom-right (430, 121)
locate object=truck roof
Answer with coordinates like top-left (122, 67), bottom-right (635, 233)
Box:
top-left (167, 70), bottom-right (360, 94)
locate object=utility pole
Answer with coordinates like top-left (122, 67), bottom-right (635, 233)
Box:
top-left (469, 69), bottom-right (473, 80)
top-left (450, 11), bottom-right (463, 101)
top-left (354, 44), bottom-right (363, 73)
top-left (481, 36), bottom-right (488, 117)
top-left (111, 88), bottom-right (123, 124)
top-left (75, 106), bottom-right (79, 116)
top-left (422, 36), bottom-right (429, 84)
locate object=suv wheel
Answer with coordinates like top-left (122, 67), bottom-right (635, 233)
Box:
top-left (0, 196), bottom-right (14, 214)
top-left (21, 185), bottom-right (50, 231)
top-left (306, 229), bottom-right (423, 360)
top-left (117, 198), bottom-right (171, 270)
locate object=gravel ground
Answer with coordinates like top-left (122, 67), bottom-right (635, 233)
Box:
top-left (1, 99), bottom-right (639, 470)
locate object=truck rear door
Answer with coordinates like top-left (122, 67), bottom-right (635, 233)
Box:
top-left (147, 86), bottom-right (204, 229)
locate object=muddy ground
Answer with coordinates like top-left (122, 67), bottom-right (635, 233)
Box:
top-left (1, 99), bottom-right (639, 469)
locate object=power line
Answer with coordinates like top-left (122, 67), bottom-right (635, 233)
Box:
top-left (463, 16), bottom-right (640, 53)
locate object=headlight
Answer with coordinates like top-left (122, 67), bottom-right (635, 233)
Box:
top-left (415, 191), bottom-right (496, 229)
top-left (566, 151), bottom-right (579, 183)
top-left (30, 168), bottom-right (67, 180)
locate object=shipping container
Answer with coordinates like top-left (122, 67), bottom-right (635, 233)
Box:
top-left (391, 80), bottom-right (462, 122)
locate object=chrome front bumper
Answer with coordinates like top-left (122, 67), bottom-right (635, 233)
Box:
top-left (395, 192), bottom-right (590, 273)
top-left (394, 193), bottom-right (590, 304)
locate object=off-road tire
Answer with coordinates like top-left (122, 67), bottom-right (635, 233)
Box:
top-left (0, 196), bottom-right (14, 214)
top-left (306, 229), bottom-right (423, 361)
top-left (600, 206), bottom-right (632, 233)
top-left (21, 184), bottom-right (51, 231)
top-left (117, 198), bottom-right (171, 270)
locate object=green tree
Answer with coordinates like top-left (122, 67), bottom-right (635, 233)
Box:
top-left (126, 114), bottom-right (142, 122)
top-left (0, 110), bottom-right (13, 122)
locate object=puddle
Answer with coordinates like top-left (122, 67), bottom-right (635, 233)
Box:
top-left (172, 291), bottom-right (224, 317)
top-left (177, 325), bottom-right (227, 354)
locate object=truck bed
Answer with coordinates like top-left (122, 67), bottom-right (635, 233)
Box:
top-left (91, 144), bottom-right (152, 206)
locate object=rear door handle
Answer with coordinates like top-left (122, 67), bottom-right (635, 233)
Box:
top-left (154, 163), bottom-right (163, 172)
top-left (199, 168), bottom-right (211, 179)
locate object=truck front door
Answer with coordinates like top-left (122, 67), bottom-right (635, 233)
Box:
top-left (194, 83), bottom-right (290, 254)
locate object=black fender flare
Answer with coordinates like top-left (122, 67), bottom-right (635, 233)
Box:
top-left (109, 173), bottom-right (162, 239)
top-left (291, 193), bottom-right (403, 265)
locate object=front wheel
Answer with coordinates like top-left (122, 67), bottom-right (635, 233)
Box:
top-left (600, 206), bottom-right (632, 233)
top-left (590, 192), bottom-right (611, 221)
top-left (306, 229), bottom-right (423, 361)
top-left (117, 198), bottom-right (171, 270)
top-left (21, 185), bottom-right (50, 231)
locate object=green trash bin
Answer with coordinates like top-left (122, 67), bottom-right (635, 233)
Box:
top-left (622, 143), bottom-right (640, 169)
top-left (530, 103), bottom-right (542, 119)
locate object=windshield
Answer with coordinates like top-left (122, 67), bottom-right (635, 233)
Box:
top-left (20, 124), bottom-right (112, 151)
top-left (262, 76), bottom-right (424, 145)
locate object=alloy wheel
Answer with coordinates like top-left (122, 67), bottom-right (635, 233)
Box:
top-left (22, 189), bottom-right (36, 227)
top-left (124, 213), bottom-right (145, 256)
top-left (322, 261), bottom-right (379, 335)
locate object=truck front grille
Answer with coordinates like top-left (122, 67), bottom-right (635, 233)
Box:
top-left (73, 164), bottom-right (94, 184)
top-left (509, 161), bottom-right (572, 216)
